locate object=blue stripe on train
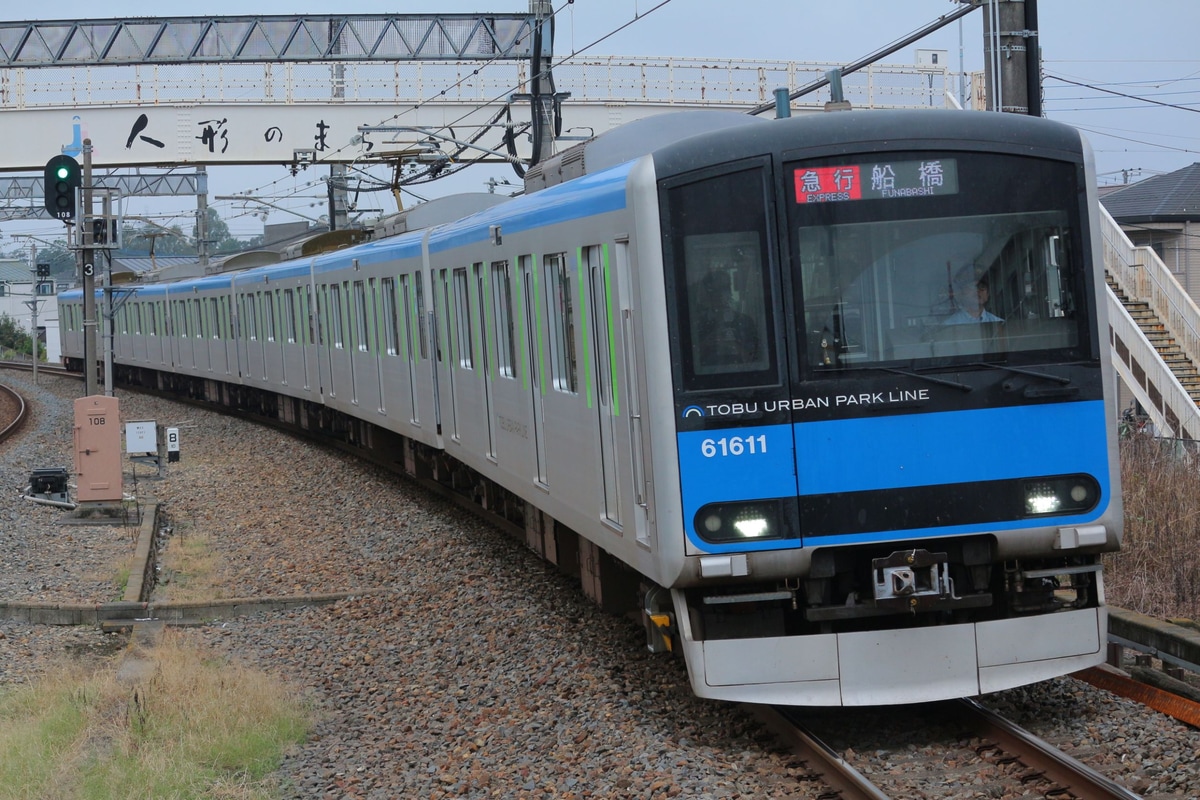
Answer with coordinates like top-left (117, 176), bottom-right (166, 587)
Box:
top-left (676, 400), bottom-right (1111, 552)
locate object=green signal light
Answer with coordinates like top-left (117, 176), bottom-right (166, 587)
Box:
top-left (56, 166), bottom-right (71, 179)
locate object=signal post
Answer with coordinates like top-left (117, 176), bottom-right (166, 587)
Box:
top-left (44, 143), bottom-right (126, 515)
top-left (80, 139), bottom-right (98, 398)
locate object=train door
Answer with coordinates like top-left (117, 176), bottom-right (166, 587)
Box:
top-left (519, 255), bottom-right (548, 485)
top-left (438, 269), bottom-right (460, 439)
top-left (349, 280), bottom-right (364, 405)
top-left (370, 278), bottom-right (386, 414)
top-left (475, 263), bottom-right (496, 458)
top-left (229, 294), bottom-right (243, 379)
top-left (325, 284), bottom-right (341, 399)
top-left (165, 297), bottom-right (178, 369)
top-left (301, 283), bottom-right (314, 391)
top-left (283, 288), bottom-right (297, 387)
top-left (422, 272), bottom-right (440, 432)
top-left (400, 274), bottom-right (420, 423)
top-left (614, 239), bottom-right (650, 544)
top-left (586, 245), bottom-right (621, 527)
top-left (263, 290), bottom-right (277, 383)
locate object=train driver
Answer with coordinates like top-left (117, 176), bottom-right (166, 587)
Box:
top-left (944, 272), bottom-right (1003, 325)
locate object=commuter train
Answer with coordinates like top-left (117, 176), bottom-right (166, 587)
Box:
top-left (60, 109), bottom-right (1123, 706)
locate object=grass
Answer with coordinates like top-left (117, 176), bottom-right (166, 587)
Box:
top-left (112, 562), bottom-right (131, 602)
top-left (1105, 435), bottom-right (1200, 620)
top-left (157, 524), bottom-right (222, 603)
top-left (0, 630), bottom-right (311, 800)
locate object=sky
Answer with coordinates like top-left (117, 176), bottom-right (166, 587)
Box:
top-left (3, 0), bottom-right (1198, 245)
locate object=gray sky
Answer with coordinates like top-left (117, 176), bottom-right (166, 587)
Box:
top-left (6, 0), bottom-right (1198, 240)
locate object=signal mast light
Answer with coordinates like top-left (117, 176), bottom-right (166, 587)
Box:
top-left (43, 154), bottom-right (81, 220)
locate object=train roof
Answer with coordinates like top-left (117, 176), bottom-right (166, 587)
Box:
top-left (649, 109), bottom-right (1088, 181)
top-left (525, 110), bottom-right (763, 194)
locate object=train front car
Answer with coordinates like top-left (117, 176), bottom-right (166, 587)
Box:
top-left (649, 110), bottom-right (1121, 706)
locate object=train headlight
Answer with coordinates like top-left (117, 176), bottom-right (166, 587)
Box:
top-left (1022, 476), bottom-right (1099, 517)
top-left (694, 501), bottom-right (785, 543)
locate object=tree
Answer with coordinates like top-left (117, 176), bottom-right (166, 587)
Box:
top-left (0, 313), bottom-right (43, 361)
top-left (194, 207), bottom-right (246, 255)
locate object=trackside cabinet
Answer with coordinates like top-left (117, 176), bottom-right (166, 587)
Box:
top-left (73, 396), bottom-right (124, 502)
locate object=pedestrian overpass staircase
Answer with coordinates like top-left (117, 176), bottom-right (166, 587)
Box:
top-left (1103, 205), bottom-right (1200, 441)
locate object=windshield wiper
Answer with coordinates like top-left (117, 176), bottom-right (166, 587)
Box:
top-left (872, 366), bottom-right (972, 392)
top-left (965, 362), bottom-right (1071, 385)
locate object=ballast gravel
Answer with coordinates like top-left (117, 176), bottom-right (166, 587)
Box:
top-left (1, 372), bottom-right (1196, 800)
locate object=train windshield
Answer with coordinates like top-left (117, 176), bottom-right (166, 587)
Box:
top-left (789, 152), bottom-right (1088, 371)
top-left (663, 164), bottom-right (780, 391)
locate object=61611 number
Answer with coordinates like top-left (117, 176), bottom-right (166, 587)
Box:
top-left (701, 435), bottom-right (767, 458)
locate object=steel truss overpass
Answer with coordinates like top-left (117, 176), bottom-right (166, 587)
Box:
top-left (0, 12), bottom-right (956, 175)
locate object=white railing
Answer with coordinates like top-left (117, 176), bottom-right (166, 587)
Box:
top-left (1108, 290), bottom-right (1199, 440)
top-left (1102, 204), bottom-right (1200, 373)
top-left (0, 57), bottom-right (952, 111)
top-left (1102, 206), bottom-right (1200, 440)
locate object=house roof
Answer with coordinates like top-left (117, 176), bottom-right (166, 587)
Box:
top-left (1101, 163), bottom-right (1200, 223)
top-left (0, 260), bottom-right (33, 283)
top-left (111, 256), bottom-right (199, 275)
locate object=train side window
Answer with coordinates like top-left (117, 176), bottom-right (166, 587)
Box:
top-left (474, 263), bottom-right (491, 378)
top-left (264, 291), bottom-right (277, 342)
top-left (414, 272), bottom-right (428, 360)
top-left (664, 166), bottom-right (777, 390)
top-left (353, 280), bottom-right (369, 353)
top-left (453, 267), bottom-right (474, 369)
top-left (491, 261), bottom-right (517, 379)
top-left (329, 284), bottom-right (344, 349)
top-left (545, 252), bottom-right (579, 394)
top-left (382, 278), bottom-right (400, 356)
top-left (285, 289), bottom-right (298, 344)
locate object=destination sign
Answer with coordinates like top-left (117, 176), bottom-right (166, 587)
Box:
top-left (793, 158), bottom-right (958, 204)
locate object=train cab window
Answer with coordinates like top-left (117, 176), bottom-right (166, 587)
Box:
top-left (663, 166), bottom-right (778, 391)
top-left (789, 152), bottom-right (1089, 371)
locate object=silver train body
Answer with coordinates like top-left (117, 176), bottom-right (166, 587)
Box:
top-left (61, 109), bottom-right (1123, 706)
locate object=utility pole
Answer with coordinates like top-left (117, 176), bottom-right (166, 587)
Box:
top-left (196, 165), bottom-right (210, 270)
top-left (21, 241), bottom-right (42, 385)
top-left (81, 139), bottom-right (98, 398)
top-left (980, 0), bottom-right (1041, 116)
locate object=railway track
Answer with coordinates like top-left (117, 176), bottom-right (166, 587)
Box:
top-left (752, 698), bottom-right (1144, 799)
top-left (0, 360), bottom-right (78, 380)
top-left (0, 381), bottom-right (26, 441)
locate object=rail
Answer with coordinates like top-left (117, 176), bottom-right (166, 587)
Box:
top-left (950, 698), bottom-right (1143, 800)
